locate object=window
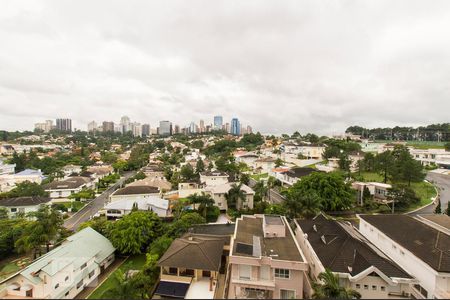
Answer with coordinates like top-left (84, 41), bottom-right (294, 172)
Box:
top-left (392, 244), bottom-right (397, 250)
top-left (355, 284), bottom-right (360, 289)
top-left (380, 286), bottom-right (386, 291)
top-left (274, 268), bottom-right (290, 279)
top-left (65, 276), bottom-right (69, 281)
top-left (372, 285), bottom-right (377, 290)
top-left (54, 283), bottom-right (60, 289)
top-left (260, 265), bottom-right (270, 281)
top-left (400, 250), bottom-right (405, 256)
top-left (239, 265), bottom-right (251, 280)
top-left (77, 280), bottom-right (83, 289)
top-left (364, 285), bottom-right (368, 290)
top-left (89, 270), bottom-right (95, 278)
top-left (10, 208), bottom-right (17, 213)
top-left (280, 289), bottom-right (295, 299)
top-left (80, 263), bottom-right (87, 270)
top-left (65, 291), bottom-right (70, 297)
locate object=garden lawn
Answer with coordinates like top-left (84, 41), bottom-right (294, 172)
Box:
top-left (250, 173), bottom-right (268, 180)
top-left (0, 262), bottom-right (20, 281)
top-left (88, 254), bottom-right (147, 299)
top-left (59, 201), bottom-right (86, 211)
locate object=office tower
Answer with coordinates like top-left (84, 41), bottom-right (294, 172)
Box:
top-left (132, 122), bottom-right (142, 137)
top-left (199, 120), bottom-right (205, 133)
top-left (231, 118), bottom-right (240, 136)
top-left (56, 118), bottom-right (72, 132)
top-left (225, 123), bottom-right (230, 133)
top-left (35, 120), bottom-right (53, 133)
top-left (247, 125), bottom-right (253, 134)
top-left (114, 123), bottom-right (122, 133)
top-left (88, 121), bottom-right (97, 133)
top-left (214, 116), bottom-right (223, 130)
top-left (189, 122), bottom-right (196, 134)
top-left (102, 121), bottom-right (115, 132)
top-left (159, 121), bottom-right (172, 136)
top-left (174, 125), bottom-right (180, 134)
top-left (120, 116), bottom-right (131, 133)
top-left (142, 124), bottom-right (150, 137)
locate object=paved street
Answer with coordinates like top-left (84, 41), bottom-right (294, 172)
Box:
top-left (411, 172), bottom-right (450, 215)
top-left (64, 171), bottom-right (137, 231)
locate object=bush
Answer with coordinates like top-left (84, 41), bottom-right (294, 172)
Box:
top-left (51, 203), bottom-right (68, 212)
top-left (377, 205), bottom-right (391, 214)
top-left (206, 206), bottom-right (220, 223)
top-left (71, 207), bottom-right (79, 213)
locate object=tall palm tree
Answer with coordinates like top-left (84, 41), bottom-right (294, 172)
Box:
top-left (254, 181), bottom-right (268, 202)
top-left (313, 269), bottom-right (361, 299)
top-left (284, 192), bottom-right (322, 219)
top-left (225, 183), bottom-right (246, 210)
top-left (196, 192), bottom-right (215, 219)
top-left (102, 269), bottom-right (142, 299)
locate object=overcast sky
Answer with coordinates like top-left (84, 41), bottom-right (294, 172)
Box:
top-left (0, 1), bottom-right (449, 135)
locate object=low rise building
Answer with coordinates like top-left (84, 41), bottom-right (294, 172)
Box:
top-left (44, 177), bottom-right (93, 200)
top-left (227, 215), bottom-right (308, 299)
top-left (204, 183), bottom-right (254, 211)
top-left (352, 182), bottom-right (392, 206)
top-left (104, 197), bottom-right (170, 219)
top-left (295, 214), bottom-right (416, 299)
top-left (109, 185), bottom-right (161, 202)
top-left (359, 214), bottom-right (450, 299)
top-left (278, 167), bottom-right (319, 187)
top-left (0, 160), bottom-right (15, 175)
top-left (178, 181), bottom-right (203, 198)
top-left (0, 197), bottom-right (51, 218)
top-left (200, 172), bottom-right (229, 187)
top-left (0, 227), bottom-right (115, 299)
top-left (0, 169), bottom-right (45, 193)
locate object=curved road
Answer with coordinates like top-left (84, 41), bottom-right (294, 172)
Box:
top-left (64, 171), bottom-right (137, 231)
top-left (411, 172), bottom-right (450, 215)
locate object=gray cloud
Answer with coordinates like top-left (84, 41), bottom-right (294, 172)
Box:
top-left (0, 0), bottom-right (449, 135)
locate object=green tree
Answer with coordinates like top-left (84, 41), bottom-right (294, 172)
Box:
top-left (196, 158), bottom-right (205, 174)
top-left (284, 191), bottom-right (321, 219)
top-left (313, 269), bottom-right (361, 299)
top-left (275, 158), bottom-right (284, 168)
top-left (434, 198), bottom-right (441, 214)
top-left (101, 269), bottom-right (142, 299)
top-left (387, 184), bottom-right (420, 212)
top-left (374, 151), bottom-right (394, 183)
top-left (78, 218), bottom-right (112, 236)
top-left (225, 183), bottom-right (246, 210)
top-left (0, 181), bottom-right (49, 199)
top-left (187, 193), bottom-right (215, 219)
top-left (445, 142), bottom-right (450, 152)
top-left (446, 201), bottom-right (450, 216)
top-left (240, 173), bottom-right (250, 185)
top-left (289, 172), bottom-right (354, 211)
top-left (167, 212), bottom-right (206, 238)
top-left (180, 164), bottom-right (196, 181)
top-left (109, 211), bottom-right (163, 255)
top-left (148, 235), bottom-right (173, 257)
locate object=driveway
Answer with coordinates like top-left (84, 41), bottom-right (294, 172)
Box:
top-left (64, 171), bottom-right (137, 231)
top-left (411, 172), bottom-right (450, 215)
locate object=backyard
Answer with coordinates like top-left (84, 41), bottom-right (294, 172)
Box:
top-left (87, 254), bottom-right (147, 299)
top-left (0, 257), bottom-right (31, 281)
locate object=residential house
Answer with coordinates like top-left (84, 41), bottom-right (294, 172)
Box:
top-left (409, 148), bottom-right (450, 168)
top-left (0, 169), bottom-right (45, 193)
top-left (359, 214), bottom-right (450, 299)
top-left (227, 215), bottom-right (308, 299)
top-left (44, 177), bottom-right (93, 201)
top-left (0, 197), bottom-right (51, 218)
top-left (253, 157), bottom-right (277, 174)
top-left (200, 172), bottom-right (229, 187)
top-left (128, 177), bottom-right (172, 192)
top-left (235, 153), bottom-right (259, 167)
top-left (278, 167), bottom-right (319, 187)
top-left (0, 144), bottom-right (15, 156)
top-left (295, 214), bottom-right (416, 299)
top-left (204, 183), bottom-right (254, 211)
top-left (0, 227), bottom-right (115, 299)
top-left (178, 181), bottom-right (203, 198)
top-left (104, 197), bottom-right (169, 219)
top-left (0, 160), bottom-right (15, 175)
top-left (86, 165), bottom-right (113, 181)
top-left (142, 164), bottom-right (165, 180)
top-left (154, 234), bottom-right (228, 299)
top-left (109, 185), bottom-right (161, 202)
top-left (352, 182), bottom-right (392, 206)
top-left (61, 165), bottom-right (82, 177)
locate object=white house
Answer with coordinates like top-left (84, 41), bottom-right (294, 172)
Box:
top-left (44, 177), bottom-right (93, 201)
top-left (104, 197), bottom-right (170, 219)
top-left (359, 214), bottom-right (450, 299)
top-left (295, 214), bottom-right (416, 299)
top-left (0, 160), bottom-right (15, 175)
top-left (203, 182), bottom-right (254, 211)
top-left (352, 182), bottom-right (392, 206)
top-left (409, 148), bottom-right (450, 168)
top-left (0, 197), bottom-right (51, 218)
top-left (178, 181), bottom-right (203, 198)
top-left (0, 169), bottom-right (46, 193)
top-left (0, 227), bottom-right (115, 299)
top-left (61, 165), bottom-right (82, 177)
top-left (199, 171), bottom-right (229, 187)
top-left (109, 185), bottom-right (161, 202)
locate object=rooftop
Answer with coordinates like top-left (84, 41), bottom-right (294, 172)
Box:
top-left (0, 196), bottom-right (51, 207)
top-left (360, 214), bottom-right (450, 273)
top-left (204, 182), bottom-right (254, 195)
top-left (286, 167), bottom-right (321, 178)
top-left (158, 235), bottom-right (225, 271)
top-left (232, 215), bottom-right (302, 262)
top-left (419, 214), bottom-right (450, 230)
top-left (297, 214), bottom-right (412, 278)
top-left (112, 185), bottom-right (160, 196)
top-left (200, 171), bottom-right (229, 177)
top-left (105, 197), bottom-right (169, 211)
top-left (44, 176), bottom-right (90, 190)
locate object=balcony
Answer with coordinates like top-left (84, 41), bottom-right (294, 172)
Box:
top-left (231, 277), bottom-right (275, 290)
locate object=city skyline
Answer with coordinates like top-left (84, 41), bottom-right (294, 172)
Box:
top-left (1, 1), bottom-right (449, 134)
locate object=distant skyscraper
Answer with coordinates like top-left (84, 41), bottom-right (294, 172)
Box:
top-left (142, 124), bottom-right (150, 136)
top-left (199, 120), bottom-right (205, 133)
top-left (120, 116), bottom-right (131, 133)
top-left (132, 122), bottom-right (142, 137)
top-left (214, 116), bottom-right (223, 130)
top-left (88, 121), bottom-right (97, 133)
top-left (246, 125), bottom-right (253, 134)
top-left (102, 121), bottom-right (114, 132)
top-left (174, 125), bottom-right (180, 134)
top-left (159, 121), bottom-right (172, 136)
top-left (56, 118), bottom-right (72, 132)
top-left (35, 120), bottom-right (54, 133)
top-left (189, 122), bottom-right (196, 134)
top-left (225, 123), bottom-right (230, 133)
top-left (231, 118), bottom-right (240, 136)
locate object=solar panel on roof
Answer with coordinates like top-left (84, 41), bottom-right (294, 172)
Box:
top-left (154, 281), bottom-right (190, 298)
top-left (236, 242), bottom-right (253, 255)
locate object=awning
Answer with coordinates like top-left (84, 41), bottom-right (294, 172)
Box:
top-left (154, 281), bottom-right (190, 298)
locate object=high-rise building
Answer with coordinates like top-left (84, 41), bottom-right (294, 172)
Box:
top-left (114, 123), bottom-right (122, 133)
top-left (142, 124), bottom-right (150, 137)
top-left (231, 118), bottom-right (240, 136)
top-left (120, 116), bottom-right (131, 133)
top-left (225, 123), bottom-right (230, 133)
top-left (56, 118), bottom-right (72, 132)
top-left (102, 121), bottom-right (114, 132)
top-left (34, 120), bottom-right (54, 133)
top-left (88, 121), bottom-right (97, 133)
top-left (132, 122), bottom-right (142, 137)
top-left (159, 121), bottom-right (172, 136)
top-left (214, 116), bottom-right (223, 130)
top-left (246, 125), bottom-right (253, 134)
top-left (174, 125), bottom-right (180, 135)
top-left (199, 120), bottom-right (205, 133)
top-left (189, 122), bottom-right (196, 134)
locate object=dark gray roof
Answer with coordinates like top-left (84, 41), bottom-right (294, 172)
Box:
top-left (200, 171), bottom-right (229, 177)
top-left (420, 214), bottom-right (450, 230)
top-left (44, 177), bottom-right (90, 190)
top-left (360, 214), bottom-right (450, 273)
top-left (158, 235), bottom-right (225, 271)
top-left (113, 185), bottom-right (160, 196)
top-left (0, 196), bottom-right (51, 207)
top-left (287, 167), bottom-right (321, 178)
top-left (297, 214), bottom-right (412, 278)
top-left (189, 223), bottom-right (236, 236)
